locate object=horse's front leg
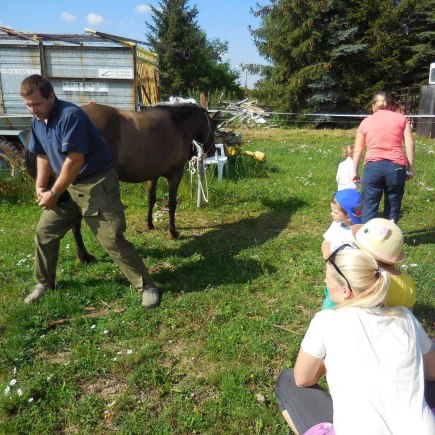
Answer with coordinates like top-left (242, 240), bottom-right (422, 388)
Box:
top-left (167, 168), bottom-right (184, 239)
top-left (71, 221), bottom-right (96, 264)
top-left (147, 179), bottom-right (158, 230)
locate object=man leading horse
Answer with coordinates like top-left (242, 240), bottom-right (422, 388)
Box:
top-left (21, 74), bottom-right (160, 309)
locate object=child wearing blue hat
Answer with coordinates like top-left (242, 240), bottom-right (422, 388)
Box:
top-left (321, 188), bottom-right (362, 309)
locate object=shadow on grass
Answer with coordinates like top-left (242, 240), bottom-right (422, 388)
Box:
top-left (404, 228), bottom-right (435, 247)
top-left (140, 197), bottom-right (307, 294)
top-left (414, 303), bottom-right (435, 337)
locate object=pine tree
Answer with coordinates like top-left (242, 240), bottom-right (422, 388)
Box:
top-left (146, 0), bottom-right (242, 100)
top-left (250, 0), bottom-right (434, 113)
top-left (397, 0), bottom-right (435, 86)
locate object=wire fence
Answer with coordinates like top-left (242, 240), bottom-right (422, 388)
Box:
top-left (214, 109), bottom-right (435, 129)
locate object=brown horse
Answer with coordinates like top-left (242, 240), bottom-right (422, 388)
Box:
top-left (82, 102), bottom-right (217, 239)
top-left (26, 103), bottom-right (218, 262)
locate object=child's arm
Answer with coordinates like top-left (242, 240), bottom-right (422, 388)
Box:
top-left (321, 240), bottom-right (331, 260)
top-left (352, 131), bottom-right (365, 183)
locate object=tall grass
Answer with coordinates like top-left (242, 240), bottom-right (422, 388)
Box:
top-left (0, 128), bottom-right (433, 433)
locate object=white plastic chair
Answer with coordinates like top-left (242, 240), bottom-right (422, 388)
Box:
top-left (204, 143), bottom-right (228, 181)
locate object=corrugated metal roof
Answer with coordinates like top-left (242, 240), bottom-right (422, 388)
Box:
top-left (0, 31), bottom-right (126, 48)
top-left (0, 27), bottom-right (153, 49)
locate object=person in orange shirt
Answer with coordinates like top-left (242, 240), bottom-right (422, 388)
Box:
top-left (352, 92), bottom-right (415, 223)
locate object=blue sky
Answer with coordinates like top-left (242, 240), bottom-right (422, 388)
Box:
top-left (0, 0), bottom-right (266, 88)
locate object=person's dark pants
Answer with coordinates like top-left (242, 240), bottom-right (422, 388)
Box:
top-left (426, 380), bottom-right (435, 409)
top-left (276, 370), bottom-right (435, 434)
top-left (361, 160), bottom-right (406, 223)
top-left (276, 369), bottom-right (333, 434)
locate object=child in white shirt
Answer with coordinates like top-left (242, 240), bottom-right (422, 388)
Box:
top-left (321, 189), bottom-right (362, 259)
top-left (321, 189), bottom-right (362, 309)
top-left (336, 144), bottom-right (357, 190)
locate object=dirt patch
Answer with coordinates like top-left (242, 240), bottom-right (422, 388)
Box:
top-left (81, 375), bottom-right (129, 400)
top-left (148, 261), bottom-right (177, 274)
top-left (41, 351), bottom-right (71, 365)
top-left (165, 339), bottom-right (187, 359)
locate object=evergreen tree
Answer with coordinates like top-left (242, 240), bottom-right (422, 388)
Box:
top-left (250, 0), bottom-right (435, 113)
top-left (146, 0), bottom-right (242, 100)
top-left (397, 0), bottom-right (435, 86)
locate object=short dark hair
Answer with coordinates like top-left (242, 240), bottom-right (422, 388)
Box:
top-left (20, 74), bottom-right (54, 99)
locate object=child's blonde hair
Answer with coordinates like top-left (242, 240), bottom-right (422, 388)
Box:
top-left (329, 249), bottom-right (390, 309)
top-left (342, 143), bottom-right (354, 158)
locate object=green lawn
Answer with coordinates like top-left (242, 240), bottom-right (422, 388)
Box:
top-left (0, 128), bottom-right (434, 434)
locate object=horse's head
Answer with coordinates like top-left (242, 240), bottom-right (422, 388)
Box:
top-left (157, 103), bottom-right (219, 158)
top-left (199, 109), bottom-right (220, 157)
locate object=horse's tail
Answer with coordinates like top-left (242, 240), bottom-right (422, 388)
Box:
top-left (24, 148), bottom-right (38, 179)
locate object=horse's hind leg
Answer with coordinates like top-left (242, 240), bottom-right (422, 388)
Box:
top-left (167, 168), bottom-right (184, 239)
top-left (71, 221), bottom-right (96, 264)
top-left (147, 179), bottom-right (158, 230)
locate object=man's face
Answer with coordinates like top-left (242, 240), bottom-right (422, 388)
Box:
top-left (22, 89), bottom-right (55, 121)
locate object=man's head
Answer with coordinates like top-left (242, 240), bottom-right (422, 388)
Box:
top-left (21, 74), bottom-right (55, 121)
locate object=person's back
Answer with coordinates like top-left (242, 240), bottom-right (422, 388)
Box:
top-left (359, 109), bottom-right (408, 162)
top-left (303, 307), bottom-right (434, 434)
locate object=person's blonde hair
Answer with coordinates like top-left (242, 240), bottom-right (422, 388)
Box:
top-left (371, 92), bottom-right (392, 112)
top-left (330, 249), bottom-right (390, 309)
top-left (342, 143), bottom-right (354, 158)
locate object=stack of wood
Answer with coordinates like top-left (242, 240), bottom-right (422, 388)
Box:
top-left (219, 99), bottom-right (270, 126)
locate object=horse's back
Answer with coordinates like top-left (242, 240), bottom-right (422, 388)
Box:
top-left (80, 103), bottom-right (192, 182)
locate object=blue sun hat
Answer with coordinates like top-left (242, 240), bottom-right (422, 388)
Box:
top-left (333, 188), bottom-right (362, 224)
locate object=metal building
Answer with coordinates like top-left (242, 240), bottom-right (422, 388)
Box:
top-left (0, 26), bottom-right (160, 114)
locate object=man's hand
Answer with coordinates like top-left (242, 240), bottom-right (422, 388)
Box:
top-left (36, 186), bottom-right (46, 201)
top-left (37, 190), bottom-right (58, 210)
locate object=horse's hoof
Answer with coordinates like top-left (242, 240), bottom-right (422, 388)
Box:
top-left (147, 223), bottom-right (155, 230)
top-left (78, 254), bottom-right (97, 264)
top-left (169, 230), bottom-right (180, 240)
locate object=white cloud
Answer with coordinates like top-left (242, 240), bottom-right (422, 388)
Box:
top-left (60, 12), bottom-right (77, 23)
top-left (86, 13), bottom-right (105, 25)
top-left (135, 4), bottom-right (152, 14)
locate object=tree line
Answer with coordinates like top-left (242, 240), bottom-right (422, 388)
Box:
top-left (145, 0), bottom-right (434, 113)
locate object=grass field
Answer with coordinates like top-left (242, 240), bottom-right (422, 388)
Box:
top-left (0, 128), bottom-right (434, 434)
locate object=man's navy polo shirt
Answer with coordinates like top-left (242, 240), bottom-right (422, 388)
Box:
top-left (28, 98), bottom-right (112, 179)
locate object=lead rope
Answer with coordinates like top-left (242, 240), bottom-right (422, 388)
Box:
top-left (189, 140), bottom-right (209, 204)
